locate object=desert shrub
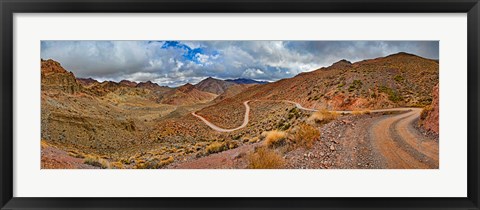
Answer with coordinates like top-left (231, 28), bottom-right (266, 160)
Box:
top-left (288, 107), bottom-right (301, 119)
top-left (225, 140), bottom-right (239, 149)
top-left (158, 156), bottom-right (174, 167)
top-left (135, 156), bottom-right (174, 169)
top-left (394, 75), bottom-right (404, 82)
top-left (309, 109), bottom-right (338, 124)
top-left (348, 80), bottom-right (363, 92)
top-left (277, 120), bottom-right (291, 130)
top-left (249, 136), bottom-right (260, 143)
top-left (134, 159), bottom-right (147, 169)
top-left (264, 130), bottom-right (287, 148)
top-left (67, 150), bottom-right (85, 159)
top-left (206, 142), bottom-right (227, 154)
top-left (110, 161), bottom-right (124, 169)
top-left (247, 147), bottom-right (285, 169)
top-left (379, 85), bottom-right (404, 102)
top-left (293, 123), bottom-right (321, 149)
top-left (84, 155), bottom-right (110, 169)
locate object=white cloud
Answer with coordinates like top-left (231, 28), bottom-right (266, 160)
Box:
top-left (41, 40), bottom-right (439, 87)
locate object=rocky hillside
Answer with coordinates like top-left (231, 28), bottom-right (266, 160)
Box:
top-left (239, 52), bottom-right (438, 110)
top-left (214, 83), bottom-right (257, 102)
top-left (194, 77), bottom-right (236, 95)
top-left (119, 80), bottom-right (138, 87)
top-left (77, 78), bottom-right (99, 87)
top-left (41, 59), bottom-right (82, 94)
top-left (197, 52), bottom-right (439, 128)
top-left (421, 83), bottom-right (439, 134)
top-left (136, 81), bottom-right (168, 91)
top-left (160, 83), bottom-right (218, 105)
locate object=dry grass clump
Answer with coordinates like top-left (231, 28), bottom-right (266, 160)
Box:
top-left (249, 136), bottom-right (260, 143)
top-left (67, 150), bottom-right (85, 159)
top-left (110, 161), bottom-right (124, 169)
top-left (247, 146), bottom-right (285, 169)
top-left (135, 156), bottom-right (174, 169)
top-left (309, 109), bottom-right (338, 124)
top-left (293, 123), bottom-right (321, 149)
top-left (264, 130), bottom-right (286, 148)
top-left (225, 140), bottom-right (239, 149)
top-left (205, 140), bottom-right (239, 155)
top-left (83, 155), bottom-right (110, 169)
top-left (206, 142), bottom-right (225, 154)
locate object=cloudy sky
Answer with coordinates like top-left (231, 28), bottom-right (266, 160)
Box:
top-left (41, 41), bottom-right (439, 87)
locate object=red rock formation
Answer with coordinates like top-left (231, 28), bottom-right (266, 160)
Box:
top-left (77, 78), bottom-right (99, 87)
top-left (119, 80), bottom-right (138, 87)
top-left (41, 59), bottom-right (82, 94)
top-left (423, 83), bottom-right (439, 134)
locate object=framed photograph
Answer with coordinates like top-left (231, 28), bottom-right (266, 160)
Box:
top-left (1, 0), bottom-right (479, 209)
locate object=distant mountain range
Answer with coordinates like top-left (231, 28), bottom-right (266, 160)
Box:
top-left (45, 52), bottom-right (438, 111)
top-left (225, 78), bottom-right (269, 85)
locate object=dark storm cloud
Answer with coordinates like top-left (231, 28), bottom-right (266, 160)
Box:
top-left (41, 41), bottom-right (439, 87)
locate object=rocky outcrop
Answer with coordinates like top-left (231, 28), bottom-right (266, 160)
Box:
top-left (422, 83), bottom-right (439, 134)
top-left (41, 59), bottom-right (82, 94)
top-left (119, 80), bottom-right (138, 87)
top-left (136, 81), bottom-right (160, 89)
top-left (77, 78), bottom-right (99, 87)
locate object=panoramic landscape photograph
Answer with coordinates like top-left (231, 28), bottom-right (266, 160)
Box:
top-left (40, 40), bottom-right (439, 169)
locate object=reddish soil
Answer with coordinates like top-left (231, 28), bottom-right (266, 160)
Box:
top-left (41, 142), bottom-right (98, 169)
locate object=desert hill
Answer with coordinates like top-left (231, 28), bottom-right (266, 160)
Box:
top-left (119, 80), bottom-right (138, 87)
top-left (197, 52), bottom-right (439, 128)
top-left (194, 77), bottom-right (236, 94)
top-left (136, 81), bottom-right (170, 91)
top-left (240, 52), bottom-right (438, 109)
top-left (214, 83), bottom-right (257, 102)
top-left (77, 78), bottom-right (99, 87)
top-left (160, 83), bottom-right (218, 105)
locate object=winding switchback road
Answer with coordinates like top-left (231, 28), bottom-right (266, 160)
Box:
top-left (192, 100), bottom-right (414, 132)
top-left (187, 101), bottom-right (438, 169)
top-left (191, 101), bottom-right (251, 132)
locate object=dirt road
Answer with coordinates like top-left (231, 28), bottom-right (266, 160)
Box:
top-left (192, 99), bottom-right (417, 132)
top-left (184, 104), bottom-right (438, 169)
top-left (371, 108), bottom-right (438, 169)
top-left (191, 100), bottom-right (251, 132)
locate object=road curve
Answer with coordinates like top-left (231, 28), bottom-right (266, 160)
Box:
top-left (192, 101), bottom-right (251, 132)
top-left (192, 100), bottom-right (415, 133)
top-left (371, 108), bottom-right (439, 169)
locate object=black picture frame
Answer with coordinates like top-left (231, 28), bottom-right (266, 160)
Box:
top-left (1, 0), bottom-right (479, 209)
